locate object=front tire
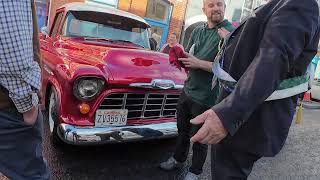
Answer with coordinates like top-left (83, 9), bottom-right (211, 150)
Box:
top-left (48, 87), bottom-right (63, 145)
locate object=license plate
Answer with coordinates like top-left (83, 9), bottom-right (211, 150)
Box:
top-left (95, 109), bottom-right (128, 127)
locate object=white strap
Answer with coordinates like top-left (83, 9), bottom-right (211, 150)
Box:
top-left (266, 82), bottom-right (308, 101)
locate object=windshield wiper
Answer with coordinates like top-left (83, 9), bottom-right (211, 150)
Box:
top-left (83, 37), bottom-right (112, 42)
top-left (81, 37), bottom-right (145, 48)
top-left (110, 40), bottom-right (145, 48)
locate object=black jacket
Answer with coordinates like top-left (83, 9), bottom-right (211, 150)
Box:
top-left (212, 0), bottom-right (320, 156)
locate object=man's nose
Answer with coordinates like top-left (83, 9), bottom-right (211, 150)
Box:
top-left (212, 5), bottom-right (220, 11)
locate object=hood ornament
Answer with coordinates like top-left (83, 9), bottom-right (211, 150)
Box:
top-left (129, 79), bottom-right (183, 90)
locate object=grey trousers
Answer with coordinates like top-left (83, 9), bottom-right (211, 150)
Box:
top-left (0, 107), bottom-right (50, 180)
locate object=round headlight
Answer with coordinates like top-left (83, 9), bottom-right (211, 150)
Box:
top-left (73, 77), bottom-right (104, 101)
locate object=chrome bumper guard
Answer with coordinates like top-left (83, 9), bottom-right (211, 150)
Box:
top-left (57, 122), bottom-right (177, 145)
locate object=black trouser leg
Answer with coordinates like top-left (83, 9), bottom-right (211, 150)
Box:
top-left (173, 91), bottom-right (209, 175)
top-left (188, 99), bottom-right (209, 175)
top-left (211, 144), bottom-right (261, 180)
top-left (173, 92), bottom-right (192, 163)
top-left (189, 142), bottom-right (208, 175)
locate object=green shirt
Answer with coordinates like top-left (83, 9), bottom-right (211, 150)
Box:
top-left (184, 20), bottom-right (234, 107)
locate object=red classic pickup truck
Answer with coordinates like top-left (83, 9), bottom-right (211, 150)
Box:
top-left (39, 2), bottom-right (187, 145)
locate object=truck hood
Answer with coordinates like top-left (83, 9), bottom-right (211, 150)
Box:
top-left (58, 38), bottom-right (187, 87)
top-left (104, 48), bottom-right (187, 87)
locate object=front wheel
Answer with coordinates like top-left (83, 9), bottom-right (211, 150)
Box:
top-left (47, 87), bottom-right (63, 145)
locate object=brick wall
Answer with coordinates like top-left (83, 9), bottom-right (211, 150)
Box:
top-left (167, 0), bottom-right (188, 41)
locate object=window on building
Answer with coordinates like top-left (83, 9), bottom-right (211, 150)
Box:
top-left (145, 0), bottom-right (171, 23)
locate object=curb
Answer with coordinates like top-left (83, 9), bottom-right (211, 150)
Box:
top-left (302, 100), bottom-right (320, 109)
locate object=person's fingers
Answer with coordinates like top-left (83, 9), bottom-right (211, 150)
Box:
top-left (222, 29), bottom-right (230, 34)
top-left (190, 113), bottom-right (207, 125)
top-left (181, 61), bottom-right (189, 65)
top-left (190, 124), bottom-right (210, 143)
top-left (185, 53), bottom-right (192, 58)
top-left (199, 133), bottom-right (216, 144)
top-left (23, 105), bottom-right (39, 125)
top-left (37, 90), bottom-right (43, 103)
top-left (178, 58), bottom-right (188, 62)
top-left (220, 27), bottom-right (227, 32)
top-left (207, 137), bottom-right (219, 145)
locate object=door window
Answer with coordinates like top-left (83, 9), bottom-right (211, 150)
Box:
top-left (50, 12), bottom-right (64, 37)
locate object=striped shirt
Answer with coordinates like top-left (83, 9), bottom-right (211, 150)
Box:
top-left (0, 0), bottom-right (41, 113)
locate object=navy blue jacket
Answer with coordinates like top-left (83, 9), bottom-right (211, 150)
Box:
top-left (213, 0), bottom-right (320, 156)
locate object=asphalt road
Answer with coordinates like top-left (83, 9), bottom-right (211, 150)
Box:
top-left (200, 108), bottom-right (320, 180)
top-left (43, 119), bottom-right (181, 180)
top-left (1, 108), bottom-right (320, 180)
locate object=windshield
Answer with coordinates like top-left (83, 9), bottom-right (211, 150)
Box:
top-left (62, 11), bottom-right (150, 48)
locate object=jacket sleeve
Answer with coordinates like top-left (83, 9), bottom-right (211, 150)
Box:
top-left (212, 0), bottom-right (320, 135)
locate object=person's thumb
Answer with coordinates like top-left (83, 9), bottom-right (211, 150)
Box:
top-left (190, 112), bottom-right (207, 125)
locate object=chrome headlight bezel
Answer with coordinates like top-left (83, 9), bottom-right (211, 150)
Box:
top-left (73, 77), bottom-right (105, 101)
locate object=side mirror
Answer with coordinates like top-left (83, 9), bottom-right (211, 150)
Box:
top-left (40, 26), bottom-right (49, 38)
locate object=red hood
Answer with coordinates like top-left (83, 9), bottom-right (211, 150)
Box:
top-left (58, 38), bottom-right (187, 86)
top-left (104, 48), bottom-right (187, 86)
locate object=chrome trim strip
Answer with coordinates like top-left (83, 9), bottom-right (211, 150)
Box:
top-left (129, 79), bottom-right (184, 90)
top-left (160, 94), bottom-right (167, 117)
top-left (57, 122), bottom-right (178, 145)
top-left (122, 93), bottom-right (127, 109)
top-left (141, 94), bottom-right (148, 118)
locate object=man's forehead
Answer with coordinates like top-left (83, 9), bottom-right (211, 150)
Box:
top-left (203, 0), bottom-right (225, 4)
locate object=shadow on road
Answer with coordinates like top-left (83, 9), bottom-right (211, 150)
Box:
top-left (42, 115), bottom-right (183, 180)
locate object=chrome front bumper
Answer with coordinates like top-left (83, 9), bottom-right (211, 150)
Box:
top-left (57, 122), bottom-right (177, 145)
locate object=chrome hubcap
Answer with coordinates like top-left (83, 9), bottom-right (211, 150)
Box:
top-left (48, 91), bottom-right (56, 133)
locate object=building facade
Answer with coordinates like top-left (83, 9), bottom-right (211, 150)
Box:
top-left (45, 0), bottom-right (188, 49)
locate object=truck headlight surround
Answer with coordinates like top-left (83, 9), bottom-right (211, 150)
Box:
top-left (73, 77), bottom-right (105, 101)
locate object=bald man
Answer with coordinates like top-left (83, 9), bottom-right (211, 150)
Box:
top-left (159, 0), bottom-right (234, 179)
top-left (190, 0), bottom-right (320, 179)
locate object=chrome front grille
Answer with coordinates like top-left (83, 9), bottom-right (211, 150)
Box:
top-left (98, 93), bottom-right (180, 120)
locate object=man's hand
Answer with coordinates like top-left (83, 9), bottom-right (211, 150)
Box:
top-left (37, 90), bottom-right (43, 105)
top-left (190, 109), bottom-right (228, 145)
top-left (23, 105), bottom-right (39, 125)
top-left (179, 53), bottom-right (213, 72)
top-left (179, 53), bottom-right (201, 69)
top-left (218, 28), bottom-right (230, 39)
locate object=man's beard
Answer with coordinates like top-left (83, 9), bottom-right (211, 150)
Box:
top-left (209, 12), bottom-right (224, 24)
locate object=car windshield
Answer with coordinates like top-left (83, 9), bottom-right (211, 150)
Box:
top-left (62, 11), bottom-right (150, 48)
